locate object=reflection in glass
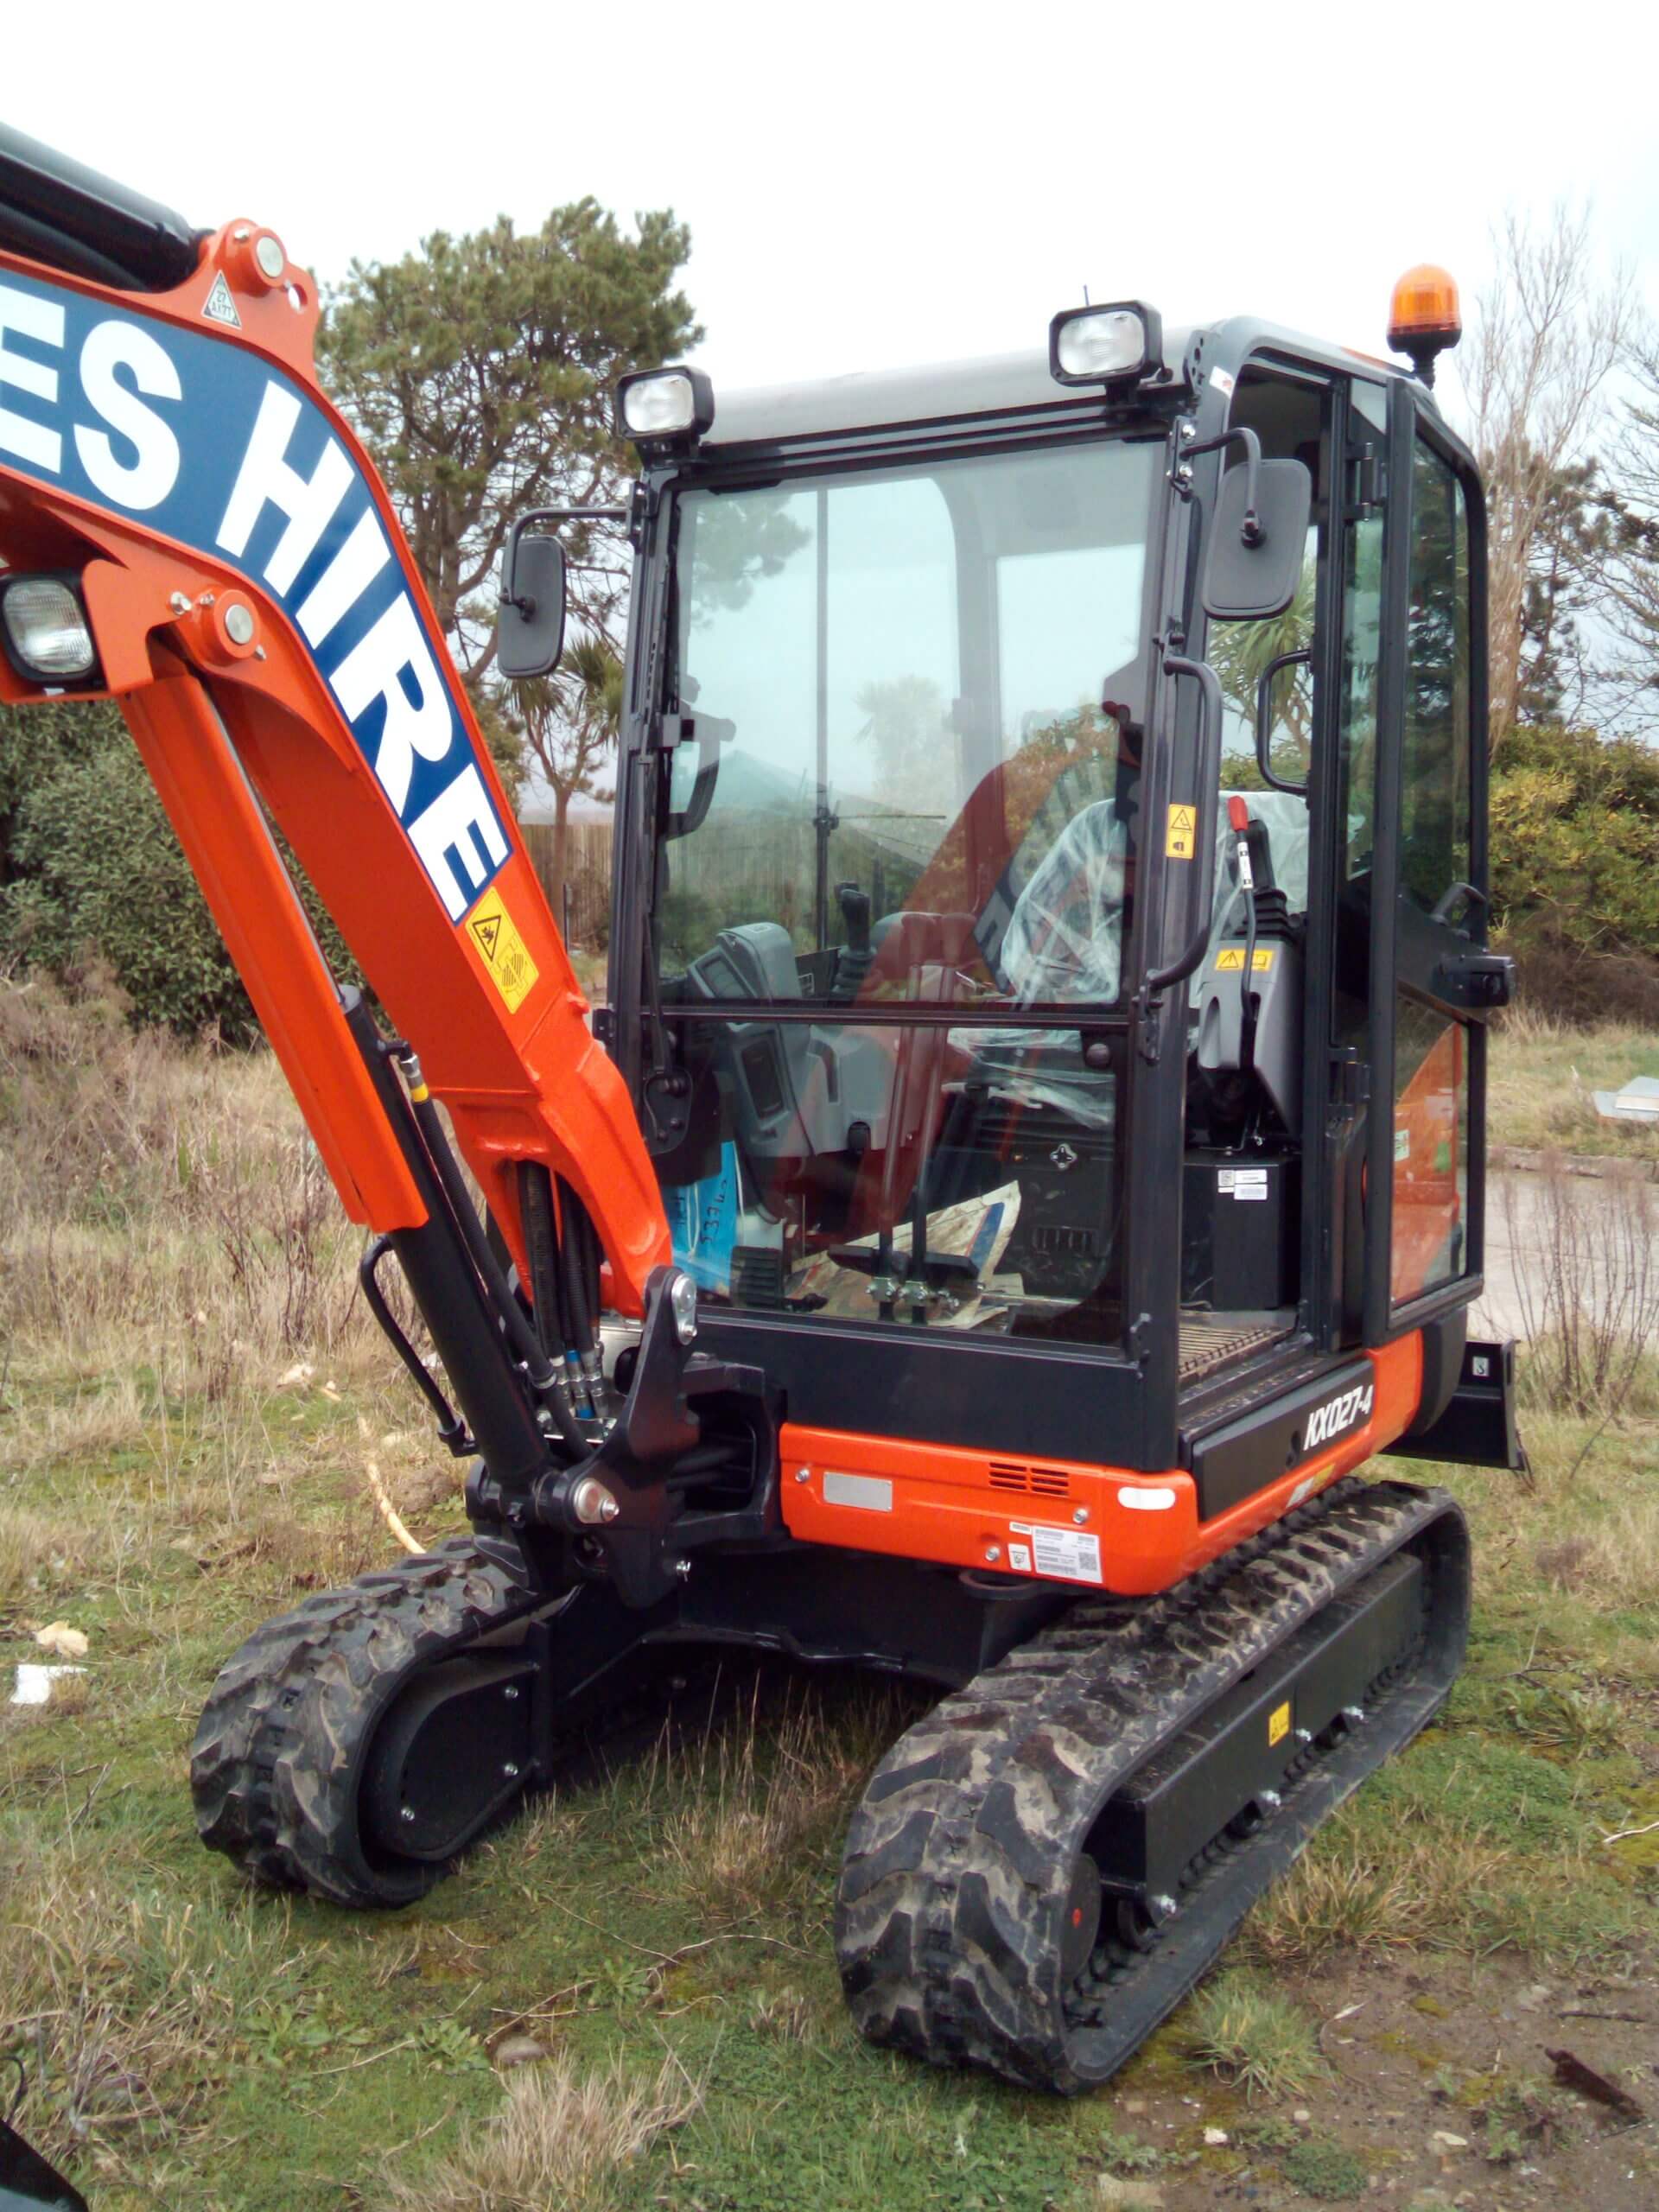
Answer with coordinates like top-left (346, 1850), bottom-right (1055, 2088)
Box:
top-left (1390, 995), bottom-right (1467, 1303)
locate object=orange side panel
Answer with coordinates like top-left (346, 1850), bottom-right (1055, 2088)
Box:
top-left (779, 1335), bottom-right (1423, 1597)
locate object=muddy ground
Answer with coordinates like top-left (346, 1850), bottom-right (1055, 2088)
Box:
top-left (1102, 1953), bottom-right (1658, 2209)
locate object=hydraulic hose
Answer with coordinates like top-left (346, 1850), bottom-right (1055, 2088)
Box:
top-left (395, 1054), bottom-right (579, 1438)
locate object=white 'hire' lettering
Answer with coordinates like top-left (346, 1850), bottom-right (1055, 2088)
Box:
top-left (1305, 1382), bottom-right (1375, 1452)
top-left (217, 382), bottom-right (353, 592)
top-left (330, 594), bottom-right (454, 813)
top-left (409, 765), bottom-right (511, 921)
top-left (0, 309), bottom-right (494, 912)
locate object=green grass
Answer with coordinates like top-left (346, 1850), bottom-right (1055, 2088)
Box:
top-left (3, 978), bottom-right (1657, 2208)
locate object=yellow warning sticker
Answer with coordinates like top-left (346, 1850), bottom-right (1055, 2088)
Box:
top-left (465, 887), bottom-right (538, 1014)
top-left (1166, 803), bottom-right (1198, 860)
top-left (1215, 946), bottom-right (1276, 973)
top-left (1268, 1700), bottom-right (1291, 1748)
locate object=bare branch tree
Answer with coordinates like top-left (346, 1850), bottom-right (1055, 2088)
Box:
top-left (1597, 325), bottom-right (1659, 731)
top-left (1465, 206), bottom-right (1635, 747)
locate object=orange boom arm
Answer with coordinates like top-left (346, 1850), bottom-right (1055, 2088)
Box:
top-left (0, 210), bottom-right (669, 1308)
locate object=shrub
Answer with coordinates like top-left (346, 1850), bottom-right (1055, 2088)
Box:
top-left (1, 711), bottom-right (364, 1042)
top-left (3, 732), bottom-right (256, 1039)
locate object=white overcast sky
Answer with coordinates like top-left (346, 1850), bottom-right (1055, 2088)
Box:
top-left (6, 1), bottom-right (1656, 427)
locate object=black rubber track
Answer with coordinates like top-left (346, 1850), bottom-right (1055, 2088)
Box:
top-left (833, 1479), bottom-right (1469, 2094)
top-left (191, 1538), bottom-right (540, 1907)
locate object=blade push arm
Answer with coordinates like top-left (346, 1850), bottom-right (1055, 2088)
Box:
top-left (0, 176), bottom-right (669, 1315)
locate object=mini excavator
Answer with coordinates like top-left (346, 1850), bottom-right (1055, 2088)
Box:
top-left (0, 127), bottom-right (1523, 2094)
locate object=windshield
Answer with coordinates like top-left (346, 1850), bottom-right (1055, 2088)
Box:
top-left (644, 438), bottom-right (1162, 1354)
top-left (664, 436), bottom-right (1161, 1007)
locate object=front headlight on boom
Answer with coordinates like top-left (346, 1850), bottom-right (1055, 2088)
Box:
top-left (0, 572), bottom-right (100, 686)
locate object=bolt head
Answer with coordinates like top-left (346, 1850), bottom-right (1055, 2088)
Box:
top-left (254, 233), bottom-right (287, 281)
top-left (793, 1467), bottom-right (810, 1484)
top-left (1152, 1893), bottom-right (1179, 1919)
top-left (984, 1544), bottom-right (1001, 1565)
top-left (502, 1762), bottom-right (519, 1780)
top-left (671, 1557), bottom-right (692, 1580)
top-left (1342, 1705), bottom-right (1365, 1726)
top-left (504, 1685), bottom-right (519, 1702)
top-left (168, 590), bottom-right (190, 615)
top-left (1072, 1506), bottom-right (1090, 1526)
top-left (1260, 1789), bottom-right (1282, 1811)
top-left (569, 1475), bottom-right (620, 1527)
top-left (668, 1269), bottom-right (698, 1345)
top-left (400, 1805), bottom-right (416, 1824)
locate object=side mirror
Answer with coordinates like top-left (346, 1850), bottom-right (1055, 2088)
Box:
top-left (1202, 458), bottom-right (1313, 622)
top-left (497, 533), bottom-right (566, 680)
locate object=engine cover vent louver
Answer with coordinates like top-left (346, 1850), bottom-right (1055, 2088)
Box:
top-left (988, 1461), bottom-right (1072, 1497)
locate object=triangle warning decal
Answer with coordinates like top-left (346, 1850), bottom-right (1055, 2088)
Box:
top-left (202, 272), bottom-right (242, 328)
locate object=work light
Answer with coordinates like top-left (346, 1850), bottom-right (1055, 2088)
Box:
top-left (0, 574), bottom-right (100, 685)
top-left (615, 365), bottom-right (715, 447)
top-left (1048, 302), bottom-right (1161, 389)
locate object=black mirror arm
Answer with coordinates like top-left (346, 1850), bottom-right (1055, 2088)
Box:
top-left (502, 503), bottom-right (629, 603)
top-left (1255, 646), bottom-right (1313, 794)
top-left (1183, 424), bottom-right (1265, 545)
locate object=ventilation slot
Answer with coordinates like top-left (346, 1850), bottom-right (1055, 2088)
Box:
top-left (987, 1461), bottom-right (1071, 1498)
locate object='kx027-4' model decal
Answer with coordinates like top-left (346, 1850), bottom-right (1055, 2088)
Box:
top-left (1304, 1380), bottom-right (1376, 1452)
top-left (0, 267), bottom-right (507, 923)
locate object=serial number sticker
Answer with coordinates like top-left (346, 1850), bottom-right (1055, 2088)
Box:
top-left (1166, 803), bottom-right (1198, 860)
top-left (1010, 1521), bottom-right (1103, 1585)
top-left (1214, 945), bottom-right (1275, 972)
top-left (466, 887), bottom-right (539, 1014)
top-left (1268, 1700), bottom-right (1291, 1747)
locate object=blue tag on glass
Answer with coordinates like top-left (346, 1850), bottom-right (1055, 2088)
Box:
top-left (665, 1141), bottom-right (741, 1294)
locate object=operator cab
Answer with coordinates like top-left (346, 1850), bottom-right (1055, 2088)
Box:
top-left (582, 289), bottom-right (1498, 1477)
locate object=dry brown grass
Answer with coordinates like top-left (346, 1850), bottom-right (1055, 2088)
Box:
top-left (1247, 1825), bottom-right (1516, 1968)
top-left (372, 2053), bottom-right (699, 2212)
top-left (0, 1865), bottom-right (247, 2169)
top-left (650, 1678), bottom-right (912, 1926)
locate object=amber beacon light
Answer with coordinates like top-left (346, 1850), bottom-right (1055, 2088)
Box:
top-left (1388, 264), bottom-right (1463, 386)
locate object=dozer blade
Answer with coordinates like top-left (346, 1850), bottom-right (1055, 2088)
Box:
top-left (835, 1478), bottom-right (1469, 2094)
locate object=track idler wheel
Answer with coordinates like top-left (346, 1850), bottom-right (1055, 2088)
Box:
top-left (191, 1539), bottom-right (543, 1907)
